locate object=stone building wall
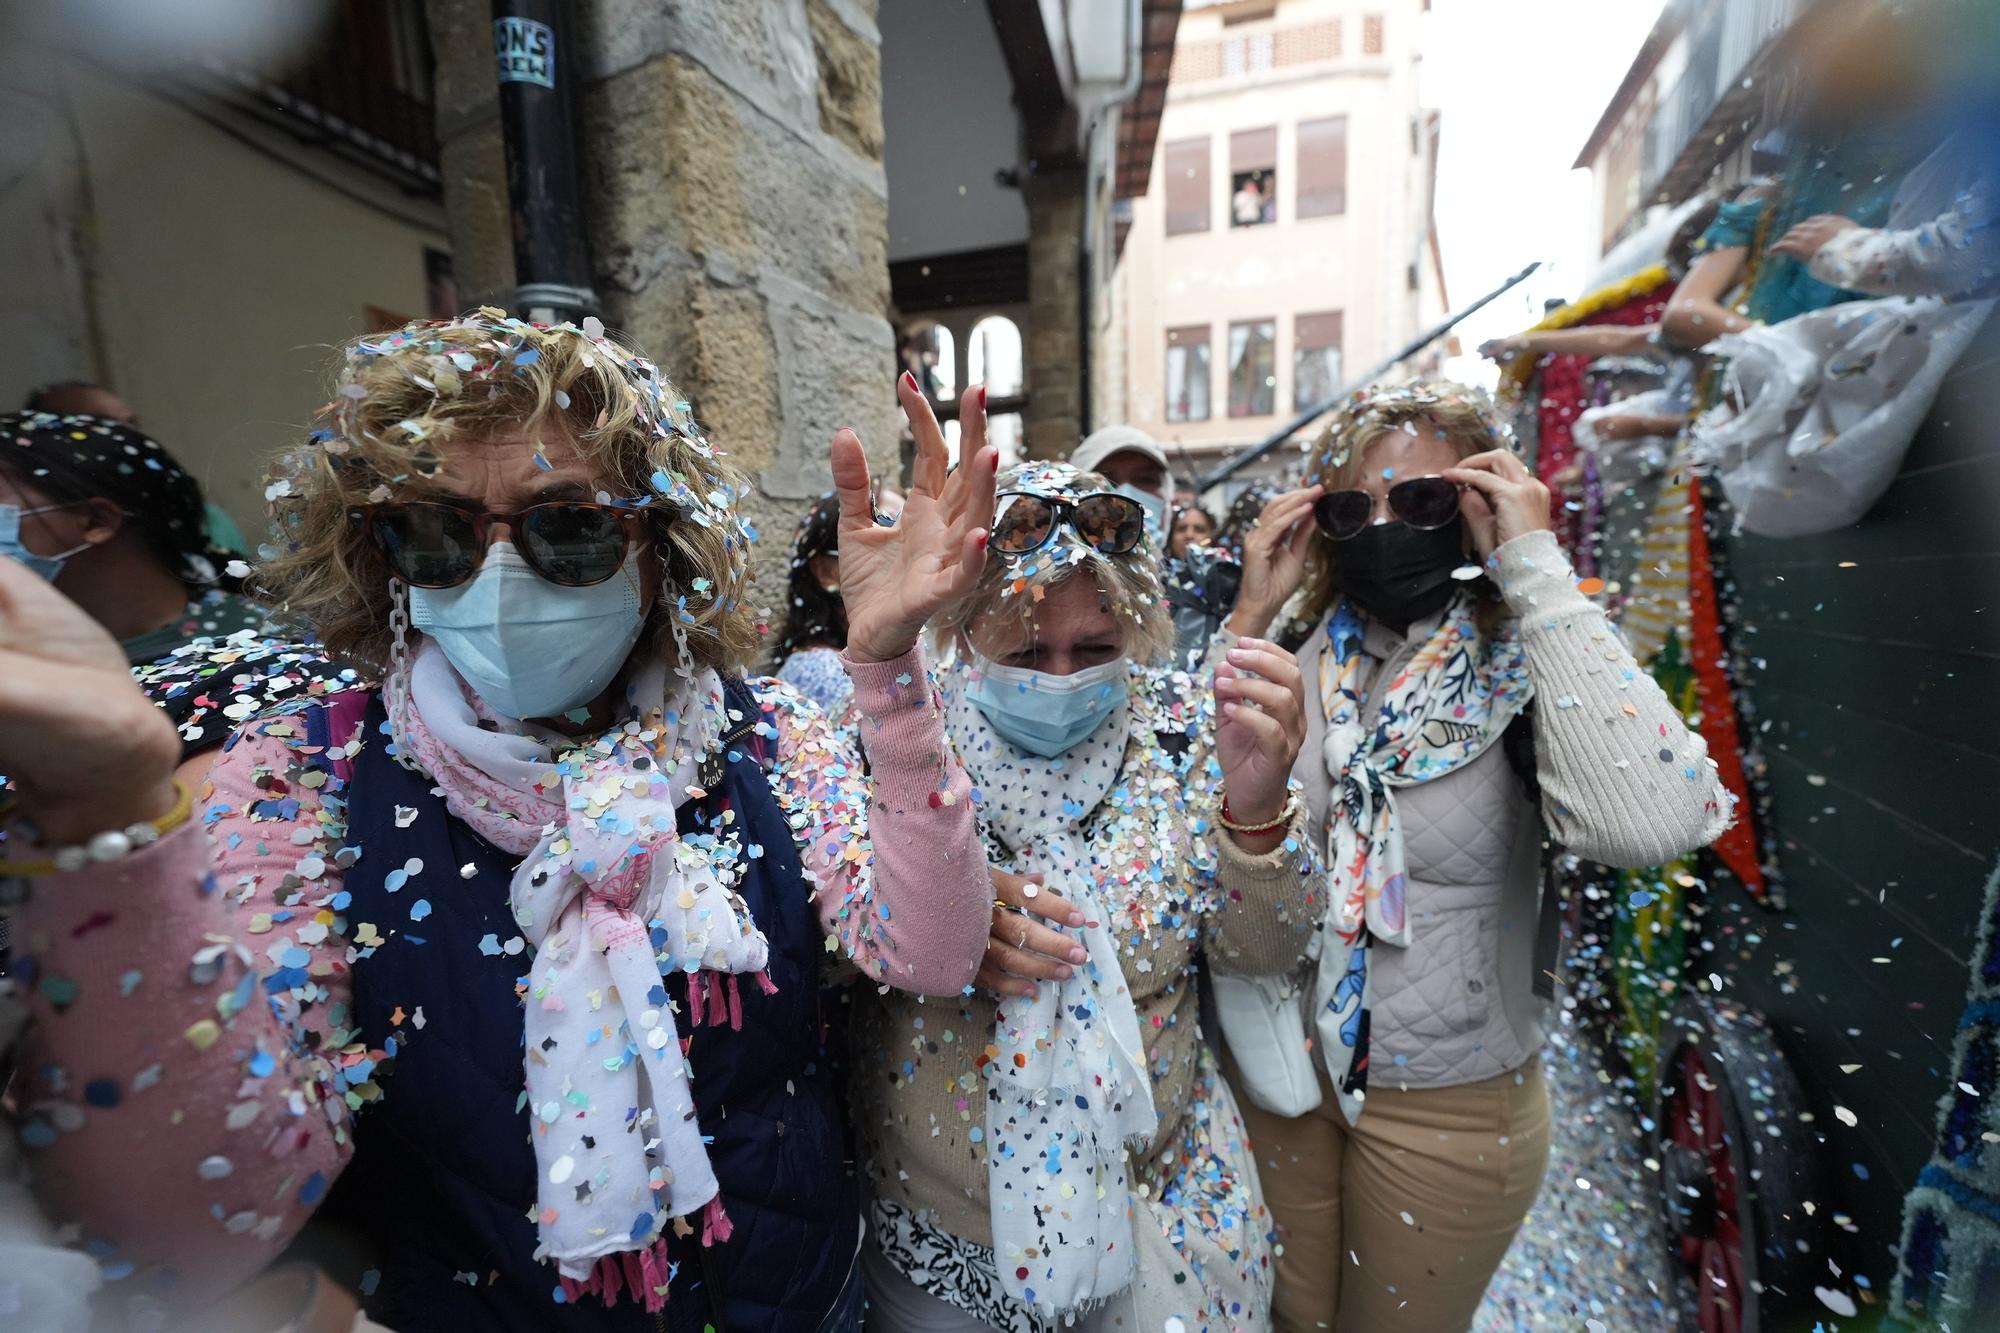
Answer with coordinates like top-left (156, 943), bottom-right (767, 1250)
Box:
top-left (1021, 167), bottom-right (1085, 461)
top-left (427, 0), bottom-right (897, 643)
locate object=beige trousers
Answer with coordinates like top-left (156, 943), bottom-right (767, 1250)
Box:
top-left (1234, 1056), bottom-right (1552, 1333)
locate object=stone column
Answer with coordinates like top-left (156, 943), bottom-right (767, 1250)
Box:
top-left (426, 0), bottom-right (896, 623)
top-left (1022, 166), bottom-right (1085, 460)
top-left (426, 0), bottom-right (514, 308)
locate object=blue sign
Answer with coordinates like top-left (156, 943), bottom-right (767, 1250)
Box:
top-left (494, 16), bottom-right (555, 89)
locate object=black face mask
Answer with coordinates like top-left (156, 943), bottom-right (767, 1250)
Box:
top-left (1332, 517), bottom-right (1469, 628)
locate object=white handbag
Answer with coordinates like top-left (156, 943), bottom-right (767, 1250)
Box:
top-left (1212, 970), bottom-right (1324, 1118)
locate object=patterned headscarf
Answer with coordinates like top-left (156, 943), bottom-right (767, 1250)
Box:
top-left (0, 411), bottom-right (236, 588)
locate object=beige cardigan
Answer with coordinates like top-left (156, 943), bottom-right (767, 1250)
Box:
top-left (852, 672), bottom-right (1318, 1247)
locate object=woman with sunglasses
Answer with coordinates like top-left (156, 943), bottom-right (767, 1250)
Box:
top-left (854, 460), bottom-right (1320, 1333)
top-left (1215, 379), bottom-right (1732, 1333)
top-left (0, 316), bottom-right (1001, 1332)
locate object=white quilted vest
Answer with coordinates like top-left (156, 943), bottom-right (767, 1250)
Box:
top-left (1291, 615), bottom-right (1549, 1092)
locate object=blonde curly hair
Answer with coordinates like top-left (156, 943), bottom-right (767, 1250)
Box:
top-left (253, 309), bottom-right (762, 675)
top-left (929, 461), bottom-right (1175, 668)
top-left (1294, 377), bottom-right (1513, 631)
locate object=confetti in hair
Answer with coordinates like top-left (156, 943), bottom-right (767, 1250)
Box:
top-left (931, 461), bottom-right (1174, 667)
top-left (256, 309), bottom-right (762, 675)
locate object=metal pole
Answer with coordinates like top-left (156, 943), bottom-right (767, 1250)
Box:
top-left (491, 0), bottom-right (598, 323)
top-left (1193, 261), bottom-right (1543, 491)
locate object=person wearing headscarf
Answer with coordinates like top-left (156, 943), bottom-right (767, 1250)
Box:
top-left (855, 460), bottom-right (1320, 1332)
top-left (0, 411), bottom-right (265, 664)
top-left (0, 316), bottom-right (998, 1331)
top-left (21, 382), bottom-right (252, 555)
top-left (1216, 380), bottom-right (1731, 1332)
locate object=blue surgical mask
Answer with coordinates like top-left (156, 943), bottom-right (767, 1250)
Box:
top-left (1113, 484), bottom-right (1168, 554)
top-left (966, 652), bottom-right (1128, 757)
top-left (0, 502), bottom-right (89, 582)
top-left (410, 542), bottom-right (645, 720)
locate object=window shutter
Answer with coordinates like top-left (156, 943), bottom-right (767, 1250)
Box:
top-left (1297, 116), bottom-right (1347, 218)
top-left (1229, 126), bottom-right (1278, 176)
top-left (1164, 138), bottom-right (1211, 236)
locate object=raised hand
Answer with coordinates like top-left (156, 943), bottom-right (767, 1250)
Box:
top-left (1213, 637), bottom-right (1306, 851)
top-left (1225, 485), bottom-right (1323, 640)
top-left (1443, 449), bottom-right (1552, 558)
top-left (0, 555), bottom-right (180, 843)
top-left (974, 866), bottom-right (1089, 999)
top-left (834, 376), bottom-right (999, 663)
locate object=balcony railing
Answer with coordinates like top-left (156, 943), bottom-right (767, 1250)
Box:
top-left (1638, 0), bottom-right (1797, 201)
top-left (197, 0), bottom-right (439, 193)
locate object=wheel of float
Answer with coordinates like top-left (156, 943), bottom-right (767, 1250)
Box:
top-left (1655, 995), bottom-right (1824, 1333)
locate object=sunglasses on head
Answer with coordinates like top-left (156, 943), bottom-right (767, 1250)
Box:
top-left (351, 499), bottom-right (656, 589)
top-left (1312, 475), bottom-right (1463, 542)
top-left (991, 490), bottom-right (1147, 558)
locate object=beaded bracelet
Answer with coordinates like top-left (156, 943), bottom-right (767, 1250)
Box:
top-left (1218, 792), bottom-right (1298, 836)
top-left (0, 781), bottom-right (194, 877)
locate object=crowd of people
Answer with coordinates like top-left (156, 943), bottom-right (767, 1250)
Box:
top-left (11, 13), bottom-right (1996, 1324)
top-left (0, 281), bottom-right (1736, 1333)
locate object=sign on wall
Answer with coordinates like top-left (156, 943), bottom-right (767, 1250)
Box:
top-left (493, 16), bottom-right (555, 89)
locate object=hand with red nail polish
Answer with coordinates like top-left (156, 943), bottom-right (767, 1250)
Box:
top-left (831, 376), bottom-right (999, 662)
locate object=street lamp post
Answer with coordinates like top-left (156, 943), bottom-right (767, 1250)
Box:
top-left (491, 0), bottom-right (598, 324)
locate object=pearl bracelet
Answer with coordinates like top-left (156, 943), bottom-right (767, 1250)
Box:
top-left (0, 781), bottom-right (193, 878)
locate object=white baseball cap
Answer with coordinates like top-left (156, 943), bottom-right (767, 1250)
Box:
top-left (1071, 425), bottom-right (1174, 496)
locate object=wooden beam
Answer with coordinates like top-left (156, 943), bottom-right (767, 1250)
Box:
top-left (984, 0), bottom-right (1080, 166)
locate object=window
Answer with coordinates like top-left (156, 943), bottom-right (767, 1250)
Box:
top-left (229, 0), bottom-right (439, 187)
top-left (1163, 137), bottom-right (1211, 236)
top-left (967, 315), bottom-right (1024, 462)
top-left (1297, 116), bottom-right (1347, 219)
top-left (1165, 326), bottom-right (1212, 423)
top-left (1294, 311), bottom-right (1343, 410)
top-left (1363, 13), bottom-right (1385, 54)
top-left (1229, 127), bottom-right (1277, 227)
top-left (904, 323), bottom-right (955, 402)
top-left (1228, 320), bottom-right (1276, 418)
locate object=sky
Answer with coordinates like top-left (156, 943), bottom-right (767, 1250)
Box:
top-left (1421, 0), bottom-right (1669, 386)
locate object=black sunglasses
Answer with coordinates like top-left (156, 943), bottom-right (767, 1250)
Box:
top-left (1313, 475), bottom-right (1464, 542)
top-left (991, 491), bottom-right (1147, 557)
top-left (351, 500), bottom-right (656, 589)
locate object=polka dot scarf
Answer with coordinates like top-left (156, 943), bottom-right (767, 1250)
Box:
top-left (946, 666), bottom-right (1159, 1320)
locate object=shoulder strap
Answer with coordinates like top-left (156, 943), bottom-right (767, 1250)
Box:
top-left (1502, 700), bottom-right (1539, 806)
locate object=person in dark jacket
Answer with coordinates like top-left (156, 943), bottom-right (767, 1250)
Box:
top-left (0, 316), bottom-right (999, 1332)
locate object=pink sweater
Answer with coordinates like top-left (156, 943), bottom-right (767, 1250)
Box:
top-left (10, 648), bottom-right (987, 1314)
